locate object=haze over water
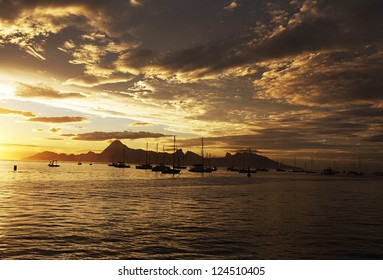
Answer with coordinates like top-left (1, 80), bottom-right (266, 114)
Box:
top-left (1, 161), bottom-right (382, 259)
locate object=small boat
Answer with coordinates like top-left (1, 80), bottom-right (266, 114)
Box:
top-left (152, 164), bottom-right (170, 172)
top-left (189, 163), bottom-right (212, 173)
top-left (188, 138), bottom-right (213, 173)
top-left (114, 162), bottom-right (130, 168)
top-left (48, 160), bottom-right (60, 167)
top-left (136, 163), bottom-right (153, 169)
top-left (321, 168), bottom-right (336, 175)
top-left (162, 136), bottom-right (181, 174)
top-left (238, 168), bottom-right (256, 174)
top-left (152, 144), bottom-right (170, 172)
top-left (347, 171), bottom-right (364, 176)
top-left (77, 162), bottom-right (82, 165)
top-left (256, 168), bottom-right (269, 172)
top-left (227, 167), bottom-right (239, 172)
top-left (111, 143), bottom-right (130, 168)
top-left (237, 147), bottom-right (256, 175)
top-left (136, 143), bottom-right (152, 170)
top-left (162, 168), bottom-right (181, 174)
top-left (173, 165), bottom-right (187, 169)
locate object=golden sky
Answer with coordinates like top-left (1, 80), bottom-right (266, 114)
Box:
top-left (1, 0), bottom-right (382, 169)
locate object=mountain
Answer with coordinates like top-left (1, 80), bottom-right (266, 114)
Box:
top-left (24, 140), bottom-right (293, 169)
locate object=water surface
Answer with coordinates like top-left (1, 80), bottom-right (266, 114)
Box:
top-left (1, 161), bottom-right (382, 259)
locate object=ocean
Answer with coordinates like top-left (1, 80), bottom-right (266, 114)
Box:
top-left (1, 160), bottom-right (382, 259)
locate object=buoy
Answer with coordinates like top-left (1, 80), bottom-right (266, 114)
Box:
top-left (14, 165), bottom-right (17, 171)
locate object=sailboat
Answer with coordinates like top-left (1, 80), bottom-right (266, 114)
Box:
top-left (347, 157), bottom-right (364, 175)
top-left (256, 157), bottom-right (269, 172)
top-left (152, 144), bottom-right (170, 172)
top-left (113, 143), bottom-right (130, 168)
top-left (227, 155), bottom-right (239, 171)
top-left (162, 136), bottom-right (181, 174)
top-left (48, 160), bottom-right (60, 167)
top-left (238, 147), bottom-right (256, 174)
top-left (136, 143), bottom-right (152, 169)
top-left (188, 137), bottom-right (212, 173)
top-left (304, 156), bottom-right (316, 173)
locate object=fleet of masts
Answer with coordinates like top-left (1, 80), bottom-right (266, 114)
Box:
top-left (42, 137), bottom-right (382, 176)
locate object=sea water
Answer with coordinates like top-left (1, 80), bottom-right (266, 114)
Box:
top-left (0, 161), bottom-right (382, 259)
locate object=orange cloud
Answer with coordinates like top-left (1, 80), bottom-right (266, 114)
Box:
top-left (16, 83), bottom-right (84, 99)
top-left (27, 116), bottom-right (87, 123)
top-left (0, 107), bottom-right (35, 117)
top-left (129, 122), bottom-right (152, 127)
top-left (72, 130), bottom-right (168, 141)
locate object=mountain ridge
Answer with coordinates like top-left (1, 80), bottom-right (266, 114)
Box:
top-left (24, 140), bottom-right (293, 169)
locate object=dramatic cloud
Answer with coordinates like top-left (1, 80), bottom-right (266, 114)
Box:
top-left (1, 0), bottom-right (383, 168)
top-left (0, 107), bottom-right (35, 117)
top-left (27, 116), bottom-right (87, 123)
top-left (72, 130), bottom-right (168, 141)
top-left (253, 50), bottom-right (383, 106)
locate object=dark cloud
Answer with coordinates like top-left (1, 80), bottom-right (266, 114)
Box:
top-left (73, 130), bottom-right (168, 141)
top-left (27, 116), bottom-right (87, 123)
top-left (2, 0), bottom-right (383, 168)
top-left (363, 134), bottom-right (383, 143)
top-left (253, 49), bottom-right (383, 107)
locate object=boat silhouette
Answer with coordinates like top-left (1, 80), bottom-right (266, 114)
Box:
top-left (189, 138), bottom-right (212, 173)
top-left (136, 143), bottom-right (152, 169)
top-left (152, 144), bottom-right (170, 172)
top-left (162, 136), bottom-right (181, 174)
top-left (48, 160), bottom-right (60, 167)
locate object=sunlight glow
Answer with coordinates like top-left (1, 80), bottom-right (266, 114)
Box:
top-left (0, 83), bottom-right (15, 97)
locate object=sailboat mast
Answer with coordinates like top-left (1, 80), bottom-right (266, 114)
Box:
top-left (201, 137), bottom-right (204, 165)
top-left (156, 143), bottom-right (158, 165)
top-left (173, 136), bottom-right (176, 168)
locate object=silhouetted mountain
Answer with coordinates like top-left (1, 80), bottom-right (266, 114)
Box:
top-left (24, 140), bottom-right (293, 169)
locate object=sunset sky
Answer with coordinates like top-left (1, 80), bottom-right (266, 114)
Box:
top-left (0, 0), bottom-right (382, 169)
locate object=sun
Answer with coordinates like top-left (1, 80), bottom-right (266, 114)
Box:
top-left (0, 83), bottom-right (15, 97)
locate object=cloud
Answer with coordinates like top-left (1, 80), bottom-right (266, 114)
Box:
top-left (253, 50), bottom-right (383, 107)
top-left (50, 128), bottom-right (61, 133)
top-left (72, 130), bottom-right (168, 141)
top-left (16, 83), bottom-right (85, 99)
top-left (27, 116), bottom-right (87, 123)
top-left (0, 107), bottom-right (35, 117)
top-left (224, 1), bottom-right (238, 11)
top-left (130, 0), bottom-right (142, 7)
top-left (129, 122), bottom-right (153, 127)
top-left (363, 134), bottom-right (383, 143)
top-left (1, 143), bottom-right (39, 148)
top-left (64, 75), bottom-right (132, 87)
top-left (46, 137), bottom-right (64, 141)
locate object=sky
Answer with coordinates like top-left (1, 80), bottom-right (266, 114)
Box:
top-left (0, 0), bottom-right (382, 170)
